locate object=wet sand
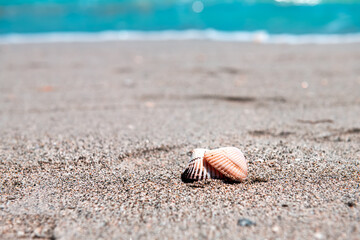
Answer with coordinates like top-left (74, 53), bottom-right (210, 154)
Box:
top-left (0, 41), bottom-right (359, 239)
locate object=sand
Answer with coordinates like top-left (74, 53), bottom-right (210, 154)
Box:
top-left (0, 41), bottom-right (359, 239)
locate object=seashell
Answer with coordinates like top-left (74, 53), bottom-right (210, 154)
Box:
top-left (204, 147), bottom-right (247, 182)
top-left (181, 148), bottom-right (226, 183)
top-left (181, 147), bottom-right (247, 183)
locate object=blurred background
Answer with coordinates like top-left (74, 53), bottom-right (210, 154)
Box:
top-left (1, 0), bottom-right (360, 42)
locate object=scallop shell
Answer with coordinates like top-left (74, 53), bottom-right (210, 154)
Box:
top-left (181, 147), bottom-right (247, 182)
top-left (181, 148), bottom-right (226, 183)
top-left (204, 147), bottom-right (247, 182)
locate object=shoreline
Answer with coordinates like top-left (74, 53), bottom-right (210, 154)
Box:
top-left (2, 30), bottom-right (360, 45)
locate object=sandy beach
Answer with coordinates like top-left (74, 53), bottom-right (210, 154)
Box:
top-left (0, 41), bottom-right (359, 239)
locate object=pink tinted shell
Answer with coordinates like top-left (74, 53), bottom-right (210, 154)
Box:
top-left (204, 147), bottom-right (247, 182)
top-left (181, 149), bottom-right (226, 182)
top-left (181, 147), bottom-right (247, 182)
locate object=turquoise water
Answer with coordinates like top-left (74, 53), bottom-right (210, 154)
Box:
top-left (1, 0), bottom-right (360, 35)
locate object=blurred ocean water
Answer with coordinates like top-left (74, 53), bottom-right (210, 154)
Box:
top-left (1, 0), bottom-right (360, 43)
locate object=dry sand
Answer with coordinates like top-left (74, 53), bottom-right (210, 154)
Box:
top-left (0, 41), bottom-right (359, 239)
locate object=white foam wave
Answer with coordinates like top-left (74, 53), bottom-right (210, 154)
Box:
top-left (1, 29), bottom-right (360, 45)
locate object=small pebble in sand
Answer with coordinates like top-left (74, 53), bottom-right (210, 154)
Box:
top-left (346, 201), bottom-right (356, 207)
top-left (314, 232), bottom-right (325, 239)
top-left (17, 231), bottom-right (25, 237)
top-left (237, 218), bottom-right (256, 227)
top-left (254, 159), bottom-right (264, 164)
top-left (272, 225), bottom-right (280, 233)
top-left (181, 147), bottom-right (247, 182)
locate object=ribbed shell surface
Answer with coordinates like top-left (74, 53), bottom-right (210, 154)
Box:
top-left (181, 147), bottom-right (247, 182)
top-left (203, 147), bottom-right (247, 182)
top-left (181, 149), bottom-right (226, 183)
